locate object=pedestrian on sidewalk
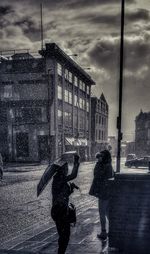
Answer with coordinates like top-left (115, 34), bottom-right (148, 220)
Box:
top-left (51, 153), bottom-right (80, 254)
top-left (89, 150), bottom-right (114, 241)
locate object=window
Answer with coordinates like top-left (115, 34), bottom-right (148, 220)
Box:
top-left (0, 109), bottom-right (7, 122)
top-left (83, 82), bottom-right (85, 91)
top-left (96, 130), bottom-right (98, 140)
top-left (64, 112), bottom-right (72, 127)
top-left (74, 95), bottom-right (78, 107)
top-left (65, 89), bottom-right (72, 104)
top-left (87, 85), bottom-right (90, 95)
top-left (99, 130), bottom-right (101, 140)
top-left (58, 86), bottom-right (62, 100)
top-left (86, 101), bottom-right (89, 112)
top-left (79, 98), bottom-right (82, 109)
top-left (57, 63), bottom-right (63, 76)
top-left (15, 107), bottom-right (46, 123)
top-left (99, 115), bottom-right (101, 124)
top-left (79, 116), bottom-right (84, 129)
top-left (79, 80), bottom-right (83, 90)
top-left (68, 72), bottom-right (73, 83)
top-left (4, 85), bottom-right (12, 98)
top-left (74, 76), bottom-right (78, 86)
top-left (58, 110), bottom-right (62, 125)
top-left (96, 114), bottom-right (98, 124)
top-left (65, 69), bottom-right (69, 80)
top-left (69, 92), bottom-right (72, 104)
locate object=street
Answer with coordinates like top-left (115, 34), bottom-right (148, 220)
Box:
top-left (0, 162), bottom-right (96, 248)
top-left (0, 159), bottom-right (149, 253)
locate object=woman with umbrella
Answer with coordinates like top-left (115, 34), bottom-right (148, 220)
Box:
top-left (51, 153), bottom-right (80, 254)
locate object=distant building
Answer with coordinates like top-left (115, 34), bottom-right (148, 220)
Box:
top-left (91, 94), bottom-right (109, 158)
top-left (135, 110), bottom-right (150, 157)
top-left (108, 136), bottom-right (117, 157)
top-left (0, 43), bottom-right (95, 162)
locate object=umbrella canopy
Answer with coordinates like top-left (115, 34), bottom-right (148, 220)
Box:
top-left (37, 151), bottom-right (77, 197)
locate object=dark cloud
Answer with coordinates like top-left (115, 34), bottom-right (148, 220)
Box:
top-left (0, 5), bottom-right (14, 28)
top-left (14, 18), bottom-right (40, 42)
top-left (0, 5), bottom-right (13, 17)
top-left (88, 33), bottom-right (150, 73)
top-left (75, 8), bottom-right (149, 28)
top-left (64, 0), bottom-right (135, 9)
top-left (126, 8), bottom-right (150, 22)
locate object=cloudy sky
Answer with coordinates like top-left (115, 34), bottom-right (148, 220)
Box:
top-left (0, 0), bottom-right (150, 140)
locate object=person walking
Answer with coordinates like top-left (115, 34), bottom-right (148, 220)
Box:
top-left (51, 153), bottom-right (80, 254)
top-left (89, 150), bottom-right (114, 240)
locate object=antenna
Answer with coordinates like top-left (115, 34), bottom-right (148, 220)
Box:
top-left (40, 3), bottom-right (44, 50)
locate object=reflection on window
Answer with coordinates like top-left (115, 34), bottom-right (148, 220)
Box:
top-left (79, 80), bottom-right (82, 90)
top-left (64, 111), bottom-right (72, 127)
top-left (68, 72), bottom-right (72, 83)
top-left (57, 63), bottom-right (63, 76)
top-left (58, 86), bottom-right (62, 100)
top-left (79, 80), bottom-right (86, 91)
top-left (65, 69), bottom-right (69, 80)
top-left (64, 89), bottom-right (72, 104)
top-left (79, 98), bottom-right (85, 110)
top-left (4, 85), bottom-right (12, 98)
top-left (74, 76), bottom-right (78, 86)
top-left (86, 101), bottom-right (89, 112)
top-left (87, 85), bottom-right (90, 95)
top-left (74, 95), bottom-right (78, 107)
top-left (58, 110), bottom-right (62, 125)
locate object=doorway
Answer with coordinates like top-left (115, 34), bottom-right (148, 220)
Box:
top-left (38, 135), bottom-right (49, 161)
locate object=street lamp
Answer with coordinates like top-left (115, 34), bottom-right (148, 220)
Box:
top-left (116, 0), bottom-right (125, 173)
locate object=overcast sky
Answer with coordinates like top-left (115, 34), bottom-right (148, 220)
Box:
top-left (0, 0), bottom-right (150, 140)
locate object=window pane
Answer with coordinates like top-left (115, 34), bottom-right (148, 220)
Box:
top-left (57, 63), bottom-right (62, 76)
top-left (74, 76), bottom-right (78, 86)
top-left (58, 86), bottom-right (62, 100)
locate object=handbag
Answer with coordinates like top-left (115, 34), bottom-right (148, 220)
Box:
top-left (68, 203), bottom-right (76, 225)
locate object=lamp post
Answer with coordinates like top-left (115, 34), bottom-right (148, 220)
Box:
top-left (116, 0), bottom-right (125, 173)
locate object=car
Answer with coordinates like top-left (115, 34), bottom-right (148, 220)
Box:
top-left (126, 154), bottom-right (137, 161)
top-left (125, 156), bottom-right (150, 168)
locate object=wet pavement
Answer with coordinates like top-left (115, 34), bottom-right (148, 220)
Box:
top-left (0, 160), bottom-right (149, 254)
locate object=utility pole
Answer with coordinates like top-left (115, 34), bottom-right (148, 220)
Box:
top-left (116, 0), bottom-right (125, 172)
top-left (40, 3), bottom-right (44, 50)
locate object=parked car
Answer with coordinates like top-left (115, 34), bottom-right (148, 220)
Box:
top-left (125, 156), bottom-right (150, 168)
top-left (126, 154), bottom-right (137, 161)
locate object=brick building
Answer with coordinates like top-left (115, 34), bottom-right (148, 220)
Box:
top-left (0, 43), bottom-right (95, 162)
top-left (91, 94), bottom-right (109, 159)
top-left (135, 110), bottom-right (150, 157)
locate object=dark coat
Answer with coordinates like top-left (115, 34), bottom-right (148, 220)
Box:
top-left (89, 160), bottom-right (114, 200)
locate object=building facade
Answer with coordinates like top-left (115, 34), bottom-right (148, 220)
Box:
top-left (91, 94), bottom-right (109, 159)
top-left (0, 43), bottom-right (95, 162)
top-left (135, 110), bottom-right (150, 157)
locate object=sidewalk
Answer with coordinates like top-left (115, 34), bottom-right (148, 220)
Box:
top-left (0, 202), bottom-right (119, 254)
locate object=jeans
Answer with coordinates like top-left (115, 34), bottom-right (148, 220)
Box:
top-left (56, 219), bottom-right (70, 254)
top-left (51, 204), bottom-right (70, 254)
top-left (98, 198), bottom-right (109, 233)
